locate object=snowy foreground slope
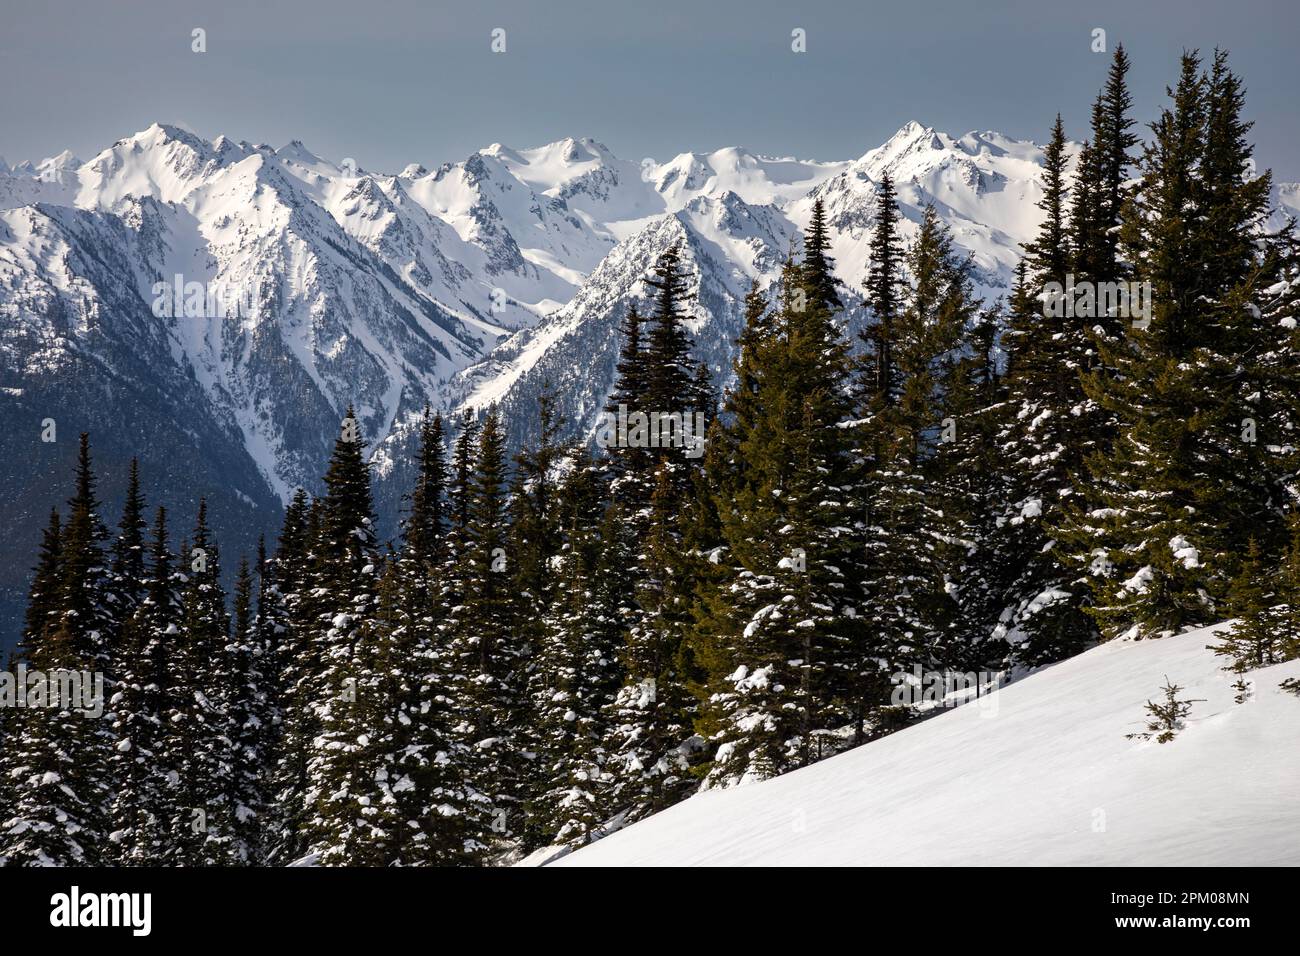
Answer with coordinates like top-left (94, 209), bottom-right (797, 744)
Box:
top-left (537, 624), bottom-right (1300, 867)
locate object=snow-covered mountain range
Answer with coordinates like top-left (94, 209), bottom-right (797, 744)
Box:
top-left (1, 122), bottom-right (1296, 647)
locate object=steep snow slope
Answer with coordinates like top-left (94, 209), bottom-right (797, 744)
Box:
top-left (544, 624), bottom-right (1300, 866)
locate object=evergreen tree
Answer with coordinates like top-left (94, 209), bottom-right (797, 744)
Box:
top-left (446, 408), bottom-right (524, 852)
top-left (1072, 45), bottom-right (1139, 285)
top-left (803, 197), bottom-right (843, 313)
top-left (1275, 514), bottom-right (1300, 659)
top-left (1, 434), bottom-right (113, 865)
top-left (107, 458), bottom-right (148, 628)
top-left (380, 409), bottom-right (476, 865)
top-left (528, 451), bottom-right (625, 846)
top-left (642, 243), bottom-right (697, 419)
top-left (603, 466), bottom-right (701, 807)
top-left (264, 489), bottom-right (315, 863)
top-left (606, 303), bottom-right (651, 488)
top-left (1063, 50), bottom-right (1300, 639)
top-left (225, 556), bottom-right (273, 863)
top-left (997, 67), bottom-right (1139, 665)
top-left (445, 410), bottom-right (480, 588)
top-left (1126, 677), bottom-right (1202, 743)
top-left (639, 243), bottom-right (705, 501)
top-left (22, 508), bottom-right (62, 648)
top-left (997, 256), bottom-right (1102, 665)
top-left (859, 171), bottom-right (904, 406)
top-left (596, 245), bottom-right (713, 817)
top-left (4, 506), bottom-right (65, 851)
top-left (1096, 44), bottom-right (1140, 277)
top-left (932, 302), bottom-right (1015, 673)
top-left (161, 500), bottom-right (238, 865)
top-left (1212, 541), bottom-right (1279, 701)
top-left (1025, 114), bottom-right (1072, 286)
top-left (302, 408), bottom-right (384, 865)
top-left (106, 506), bottom-right (181, 864)
top-left (406, 408), bottom-right (448, 567)
top-left (509, 391), bottom-right (569, 847)
top-left (1069, 130), bottom-right (1105, 282)
top-left (510, 391), bottom-right (567, 644)
top-left (308, 559), bottom-right (406, 865)
top-left (694, 238), bottom-right (864, 787)
top-left (861, 206), bottom-right (976, 684)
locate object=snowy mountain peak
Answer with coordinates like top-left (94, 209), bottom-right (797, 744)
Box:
top-left (125, 122), bottom-right (212, 156)
top-left (866, 120), bottom-right (952, 165)
top-left (275, 139), bottom-right (325, 166)
top-left (487, 136), bottom-right (617, 195)
top-left (41, 148), bottom-right (82, 170)
top-left (558, 136), bottom-right (592, 163)
top-left (863, 120), bottom-right (961, 178)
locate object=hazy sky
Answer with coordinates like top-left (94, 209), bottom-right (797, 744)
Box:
top-left (3, 0), bottom-right (1298, 178)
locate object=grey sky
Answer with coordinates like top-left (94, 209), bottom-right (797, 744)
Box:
top-left (3, 0), bottom-right (1298, 179)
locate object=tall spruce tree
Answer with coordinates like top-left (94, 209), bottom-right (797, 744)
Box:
top-left (860, 206), bottom-right (976, 686)
top-left (1, 434), bottom-right (112, 865)
top-left (107, 458), bottom-right (148, 628)
top-left (264, 489), bottom-right (314, 862)
top-left (598, 243), bottom-right (711, 818)
top-left (106, 506), bottom-right (181, 864)
top-left (804, 197), bottom-right (843, 313)
top-left (1062, 50), bottom-right (1300, 639)
top-left (161, 500), bottom-right (239, 865)
top-left (641, 243), bottom-right (705, 500)
top-left (603, 465), bottom-right (702, 806)
top-left (302, 408), bottom-right (385, 864)
top-left (931, 302), bottom-right (1015, 673)
top-left (225, 555), bottom-right (274, 863)
top-left (381, 408), bottom-right (476, 865)
top-left (859, 172), bottom-right (904, 407)
top-left (1095, 44), bottom-right (1140, 279)
top-left (445, 407), bottom-right (525, 853)
top-left (693, 235), bottom-right (865, 787)
top-left (508, 391), bottom-right (571, 847)
top-left (995, 73), bottom-right (1139, 665)
top-left (1025, 114), bottom-right (1072, 286)
top-left (528, 450), bottom-right (626, 846)
top-left (22, 508), bottom-right (62, 648)
top-left (607, 303), bottom-right (651, 488)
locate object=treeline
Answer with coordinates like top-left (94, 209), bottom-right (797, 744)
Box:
top-left (3, 46), bottom-right (1300, 866)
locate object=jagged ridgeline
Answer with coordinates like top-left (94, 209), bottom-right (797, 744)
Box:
top-left (3, 46), bottom-right (1299, 866)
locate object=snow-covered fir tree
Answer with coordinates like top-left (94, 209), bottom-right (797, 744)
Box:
top-left (302, 409), bottom-right (384, 865)
top-left (160, 500), bottom-right (240, 865)
top-left (2, 435), bottom-right (113, 865)
top-left (527, 450), bottom-right (626, 846)
top-left (1062, 50), bottom-right (1300, 639)
top-left (105, 505), bottom-right (180, 864)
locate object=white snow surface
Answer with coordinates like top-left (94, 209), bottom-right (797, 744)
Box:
top-left (545, 623), bottom-right (1300, 866)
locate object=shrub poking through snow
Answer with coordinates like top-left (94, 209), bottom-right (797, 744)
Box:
top-left (1126, 676), bottom-right (1204, 744)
